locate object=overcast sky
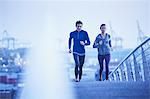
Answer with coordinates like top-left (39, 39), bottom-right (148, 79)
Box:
top-left (0, 0), bottom-right (149, 49)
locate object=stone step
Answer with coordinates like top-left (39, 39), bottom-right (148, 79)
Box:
top-left (73, 81), bottom-right (150, 99)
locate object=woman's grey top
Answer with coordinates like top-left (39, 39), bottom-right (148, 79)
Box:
top-left (93, 33), bottom-right (112, 55)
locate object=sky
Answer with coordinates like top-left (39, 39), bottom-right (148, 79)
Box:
top-left (0, 0), bottom-right (149, 49)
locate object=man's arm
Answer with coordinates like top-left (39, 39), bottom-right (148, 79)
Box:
top-left (84, 32), bottom-right (90, 45)
top-left (69, 33), bottom-right (73, 53)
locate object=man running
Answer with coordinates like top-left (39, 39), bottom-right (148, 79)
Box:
top-left (69, 20), bottom-right (90, 82)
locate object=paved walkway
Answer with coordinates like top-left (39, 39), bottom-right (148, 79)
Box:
top-left (73, 80), bottom-right (150, 99)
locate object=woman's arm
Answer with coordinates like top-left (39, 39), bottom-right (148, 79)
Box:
top-left (93, 35), bottom-right (100, 48)
top-left (109, 40), bottom-right (112, 47)
top-left (108, 34), bottom-right (113, 51)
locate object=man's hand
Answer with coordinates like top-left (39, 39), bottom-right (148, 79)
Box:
top-left (69, 49), bottom-right (72, 53)
top-left (110, 47), bottom-right (113, 51)
top-left (80, 41), bottom-right (85, 46)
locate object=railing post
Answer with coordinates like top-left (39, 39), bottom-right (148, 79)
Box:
top-left (120, 63), bottom-right (127, 81)
top-left (113, 73), bottom-right (117, 81)
top-left (126, 60), bottom-right (134, 81)
top-left (118, 68), bottom-right (122, 81)
top-left (133, 53), bottom-right (142, 81)
top-left (141, 47), bottom-right (149, 81)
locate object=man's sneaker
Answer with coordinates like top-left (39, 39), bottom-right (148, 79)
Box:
top-left (74, 79), bottom-right (79, 82)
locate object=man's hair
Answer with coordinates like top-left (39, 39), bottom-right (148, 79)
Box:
top-left (100, 24), bottom-right (106, 29)
top-left (76, 20), bottom-right (83, 26)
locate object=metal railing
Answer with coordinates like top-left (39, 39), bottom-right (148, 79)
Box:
top-left (109, 37), bottom-right (150, 82)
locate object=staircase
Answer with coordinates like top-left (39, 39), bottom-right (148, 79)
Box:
top-left (73, 81), bottom-right (150, 99)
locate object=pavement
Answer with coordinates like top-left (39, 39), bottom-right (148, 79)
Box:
top-left (72, 80), bottom-right (150, 99)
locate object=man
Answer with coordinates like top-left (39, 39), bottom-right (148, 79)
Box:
top-left (69, 21), bottom-right (90, 82)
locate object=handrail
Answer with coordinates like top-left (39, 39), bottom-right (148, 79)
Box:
top-left (108, 37), bottom-right (150, 80)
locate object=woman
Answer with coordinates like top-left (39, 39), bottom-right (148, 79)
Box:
top-left (93, 24), bottom-right (112, 81)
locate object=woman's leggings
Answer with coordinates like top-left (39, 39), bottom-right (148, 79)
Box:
top-left (73, 54), bottom-right (85, 80)
top-left (98, 54), bottom-right (110, 80)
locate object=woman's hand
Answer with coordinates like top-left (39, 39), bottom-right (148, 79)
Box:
top-left (99, 40), bottom-right (103, 45)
